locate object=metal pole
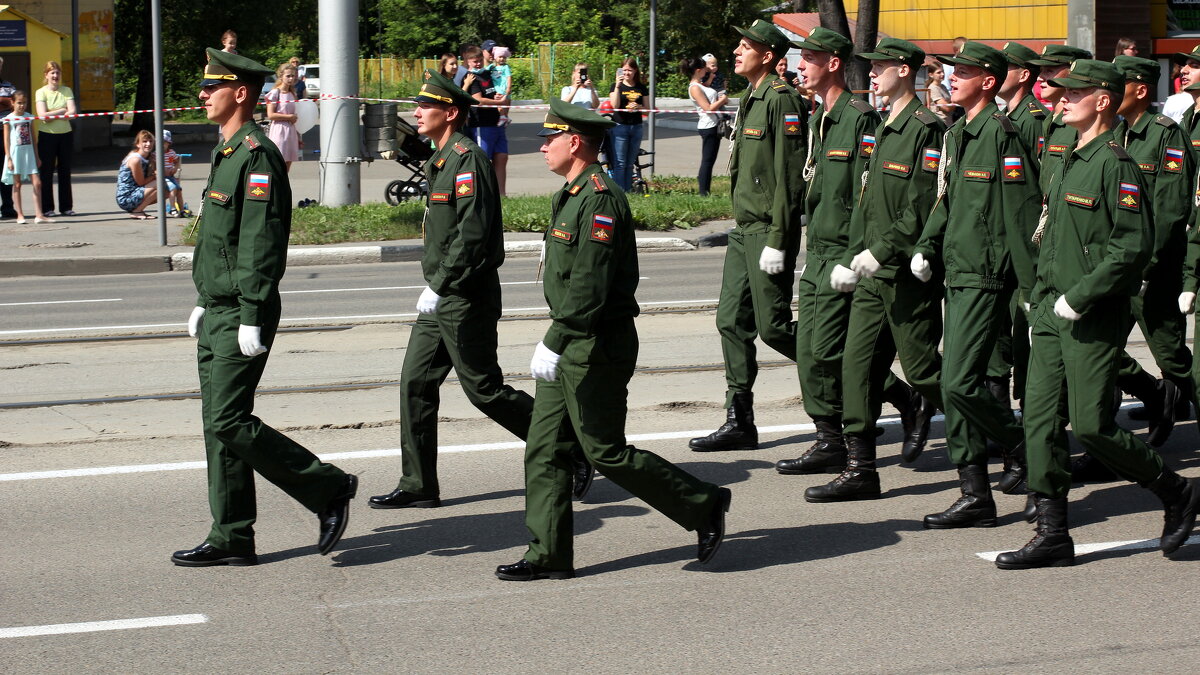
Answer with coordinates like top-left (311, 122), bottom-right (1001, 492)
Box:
top-left (647, 0), bottom-right (656, 178)
top-left (70, 0), bottom-right (80, 97)
top-left (151, 0), bottom-right (166, 245)
top-left (318, 0), bottom-right (362, 206)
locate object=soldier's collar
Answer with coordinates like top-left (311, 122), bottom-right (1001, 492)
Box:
top-left (885, 96), bottom-right (922, 130)
top-left (1124, 108), bottom-right (1154, 134)
top-left (962, 101), bottom-right (1000, 137)
top-left (1072, 129), bottom-right (1113, 161)
top-left (564, 163), bottom-right (603, 195)
top-left (819, 89), bottom-right (853, 122)
top-left (428, 130), bottom-right (467, 168)
top-left (218, 121), bottom-right (260, 157)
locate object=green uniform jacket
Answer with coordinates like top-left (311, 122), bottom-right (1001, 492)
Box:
top-left (1039, 111), bottom-right (1077, 195)
top-left (915, 103), bottom-right (1041, 291)
top-left (805, 90), bottom-right (880, 262)
top-left (1181, 106), bottom-right (1200, 157)
top-left (541, 164), bottom-right (639, 354)
top-left (1033, 132), bottom-right (1151, 312)
top-left (729, 76), bottom-right (808, 251)
top-left (1180, 106), bottom-right (1200, 292)
top-left (1007, 93), bottom-right (1048, 187)
top-left (846, 96), bottom-right (944, 279)
top-left (422, 131), bottom-right (503, 295)
top-left (193, 121), bottom-right (292, 326)
top-left (1115, 112), bottom-right (1193, 278)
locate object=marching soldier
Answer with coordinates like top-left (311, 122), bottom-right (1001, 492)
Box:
top-left (689, 20), bottom-right (807, 452)
top-left (497, 99), bottom-right (731, 580)
top-left (1030, 45), bottom-right (1092, 194)
top-left (1176, 44), bottom-right (1200, 154)
top-left (996, 60), bottom-right (1200, 569)
top-left (172, 49), bottom-right (356, 567)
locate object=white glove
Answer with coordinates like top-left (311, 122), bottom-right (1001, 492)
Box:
top-left (1180, 291), bottom-right (1196, 315)
top-left (850, 249), bottom-right (881, 278)
top-left (829, 264), bottom-right (860, 293)
top-left (416, 286), bottom-right (442, 314)
top-left (187, 306), bottom-right (205, 338)
top-left (530, 341), bottom-right (561, 382)
top-left (1053, 295), bottom-right (1082, 321)
top-left (238, 324), bottom-right (268, 356)
top-left (1139, 280), bottom-right (1148, 298)
top-left (910, 253), bottom-right (932, 283)
top-left (759, 246), bottom-right (785, 275)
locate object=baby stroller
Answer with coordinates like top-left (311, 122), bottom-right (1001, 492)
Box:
top-left (383, 117), bottom-right (433, 205)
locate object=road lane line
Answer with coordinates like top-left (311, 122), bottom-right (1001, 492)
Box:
top-left (280, 278), bottom-right (650, 294)
top-left (976, 535), bottom-right (1200, 561)
top-left (0, 322), bottom-right (183, 336)
top-left (0, 298), bottom-right (122, 307)
top-left (0, 417), bottom-right (929, 482)
top-left (0, 614), bottom-right (208, 639)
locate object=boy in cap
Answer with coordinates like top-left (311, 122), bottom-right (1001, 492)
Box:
top-left (997, 60), bottom-right (1200, 569)
top-left (689, 19), bottom-right (807, 452)
top-left (369, 70), bottom-right (594, 510)
top-left (497, 98), bottom-right (731, 580)
top-left (1030, 44), bottom-right (1093, 194)
top-left (174, 48), bottom-right (357, 567)
top-left (911, 41), bottom-right (1041, 529)
top-left (814, 37), bottom-right (946, 500)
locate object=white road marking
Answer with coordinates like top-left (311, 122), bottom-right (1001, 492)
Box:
top-left (976, 535), bottom-right (1200, 562)
top-left (0, 614), bottom-right (208, 639)
top-left (0, 298), bottom-right (122, 307)
top-left (280, 278), bottom-right (650, 294)
top-left (0, 322), bottom-right (183, 336)
top-left (0, 416), bottom-right (925, 483)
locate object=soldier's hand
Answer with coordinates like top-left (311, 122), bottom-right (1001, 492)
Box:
top-left (1053, 295), bottom-right (1082, 321)
top-left (829, 264), bottom-right (860, 293)
top-left (530, 341), bottom-right (561, 382)
top-left (910, 253), bottom-right (932, 283)
top-left (416, 286), bottom-right (442, 314)
top-left (758, 246), bottom-right (785, 275)
top-left (850, 249), bottom-right (881, 278)
top-left (187, 306), bottom-right (205, 338)
top-left (1180, 291), bottom-right (1197, 315)
top-left (237, 325), bottom-right (268, 356)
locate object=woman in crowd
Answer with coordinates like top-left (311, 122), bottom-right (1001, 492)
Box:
top-left (438, 52), bottom-right (459, 80)
top-left (925, 64), bottom-right (954, 126)
top-left (560, 62), bottom-right (599, 108)
top-left (115, 130), bottom-right (157, 219)
top-left (682, 57), bottom-right (727, 197)
top-left (265, 62), bottom-right (301, 171)
top-left (608, 57), bottom-right (648, 192)
top-left (35, 61), bottom-right (75, 217)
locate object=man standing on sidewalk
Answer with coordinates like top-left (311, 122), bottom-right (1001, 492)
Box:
top-left (689, 20), bottom-right (807, 452)
top-left (173, 49), bottom-right (356, 567)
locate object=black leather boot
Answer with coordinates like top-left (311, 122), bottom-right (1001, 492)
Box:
top-left (804, 434), bottom-right (881, 502)
top-left (1147, 379), bottom-right (1181, 447)
top-left (995, 495), bottom-right (1075, 569)
top-left (1022, 492), bottom-right (1037, 523)
top-left (923, 464), bottom-right (997, 528)
top-left (775, 416), bottom-right (847, 474)
top-left (995, 441), bottom-right (1027, 494)
top-left (883, 380), bottom-right (933, 464)
top-left (689, 392), bottom-right (758, 451)
top-left (1070, 452), bottom-right (1119, 484)
top-left (1141, 467), bottom-right (1200, 555)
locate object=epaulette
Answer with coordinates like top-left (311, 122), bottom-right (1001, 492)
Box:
top-left (770, 78), bottom-right (790, 92)
top-left (1027, 101), bottom-right (1046, 119)
top-left (848, 97), bottom-right (875, 115)
top-left (994, 112), bottom-right (1018, 135)
top-left (590, 173), bottom-right (608, 192)
top-left (1154, 114), bottom-right (1177, 129)
top-left (912, 107), bottom-right (939, 127)
top-left (243, 134), bottom-right (261, 151)
top-left (453, 143), bottom-right (469, 155)
top-left (1106, 141), bottom-right (1133, 161)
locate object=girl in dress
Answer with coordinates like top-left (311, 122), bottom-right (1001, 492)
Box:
top-left (115, 130), bottom-right (157, 218)
top-left (265, 62), bottom-right (300, 171)
top-left (2, 91), bottom-right (49, 224)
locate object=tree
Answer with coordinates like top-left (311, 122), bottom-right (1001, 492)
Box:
top-left (817, 0), bottom-right (878, 93)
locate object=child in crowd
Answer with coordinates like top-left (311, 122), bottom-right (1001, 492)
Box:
top-left (2, 91), bottom-right (49, 223)
top-left (492, 46), bottom-right (513, 127)
top-left (162, 130), bottom-right (189, 217)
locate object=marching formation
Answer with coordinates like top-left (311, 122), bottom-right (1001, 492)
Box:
top-left (172, 23), bottom-right (1200, 579)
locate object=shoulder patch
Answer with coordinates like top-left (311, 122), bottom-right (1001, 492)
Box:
top-left (589, 214), bottom-right (615, 244)
top-left (590, 173), bottom-right (608, 192)
top-left (770, 78), bottom-right (789, 92)
top-left (1002, 156), bottom-right (1025, 182)
top-left (1118, 181), bottom-right (1141, 212)
top-left (1155, 114), bottom-right (1176, 129)
top-left (1164, 147), bottom-right (1185, 173)
top-left (994, 113), bottom-right (1018, 135)
top-left (1106, 141), bottom-right (1133, 161)
top-left (455, 171), bottom-right (474, 197)
top-left (784, 112), bottom-right (802, 136)
top-left (922, 148), bottom-right (941, 172)
top-left (1027, 102), bottom-right (1047, 119)
top-left (243, 134), bottom-right (260, 150)
top-left (859, 134), bottom-right (876, 158)
top-left (848, 97), bottom-right (875, 115)
top-left (912, 107), bottom-right (939, 126)
top-left (453, 143), bottom-right (469, 155)
top-left (246, 172), bottom-right (271, 201)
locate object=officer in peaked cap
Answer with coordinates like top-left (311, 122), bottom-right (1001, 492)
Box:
top-left (496, 96), bottom-right (731, 580)
top-left (1030, 44), bottom-right (1093, 193)
top-left (172, 47), bottom-right (357, 567)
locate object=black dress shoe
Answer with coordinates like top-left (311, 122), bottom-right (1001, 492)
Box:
top-left (318, 474), bottom-right (358, 555)
top-left (368, 488), bottom-right (441, 509)
top-left (495, 559), bottom-right (575, 581)
top-left (697, 487), bottom-right (732, 564)
top-left (171, 543), bottom-right (257, 567)
top-left (572, 454), bottom-right (596, 501)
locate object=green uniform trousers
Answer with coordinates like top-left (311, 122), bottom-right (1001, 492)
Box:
top-left (942, 286), bottom-right (1025, 464)
top-left (795, 257), bottom-right (849, 419)
top-left (986, 289), bottom-right (1030, 402)
top-left (716, 227), bottom-right (797, 402)
top-left (842, 274), bottom-right (944, 438)
top-left (522, 319), bottom-right (719, 570)
top-left (197, 302), bottom-right (347, 554)
top-left (1025, 298), bottom-right (1165, 498)
top-left (1116, 281), bottom-right (1195, 405)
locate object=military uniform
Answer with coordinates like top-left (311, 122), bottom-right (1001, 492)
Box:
top-left (1178, 43), bottom-right (1200, 159)
top-left (1030, 45), bottom-right (1093, 195)
top-left (510, 100), bottom-right (727, 577)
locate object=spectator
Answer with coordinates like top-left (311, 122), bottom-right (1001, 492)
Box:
top-left (161, 130), bottom-right (187, 217)
top-left (608, 57), bottom-right (648, 192)
top-left (3, 90), bottom-right (49, 223)
top-left (481, 39), bottom-right (497, 67)
top-left (265, 62), bottom-right (301, 171)
top-left (221, 30), bottom-right (237, 54)
top-left (702, 53), bottom-right (726, 94)
top-left (926, 64), bottom-right (954, 125)
top-left (462, 45), bottom-right (510, 194)
top-left (1115, 37), bottom-right (1138, 58)
top-left (682, 57), bottom-right (728, 197)
top-left (492, 46), bottom-right (513, 127)
top-left (115, 130), bottom-right (157, 219)
top-left (289, 57), bottom-right (307, 100)
top-left (454, 43), bottom-right (477, 86)
top-left (439, 52), bottom-right (459, 80)
top-left (560, 62), bottom-right (599, 108)
top-left (35, 60), bottom-right (75, 217)
top-left (0, 56), bottom-right (15, 218)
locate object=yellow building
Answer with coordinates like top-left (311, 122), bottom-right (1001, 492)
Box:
top-left (0, 5), bottom-right (67, 98)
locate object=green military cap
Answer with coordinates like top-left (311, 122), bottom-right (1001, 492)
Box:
top-left (1175, 43), bottom-right (1200, 62)
top-left (1028, 44), bottom-right (1093, 67)
top-left (200, 47), bottom-right (273, 88)
top-left (1048, 58), bottom-right (1124, 93)
top-left (537, 97), bottom-right (615, 138)
top-left (858, 37), bottom-right (925, 68)
top-left (413, 68), bottom-right (475, 111)
top-left (790, 26), bottom-right (853, 59)
top-left (937, 41), bottom-right (1007, 80)
top-left (1001, 41), bottom-right (1039, 68)
top-left (734, 19), bottom-right (791, 56)
top-left (1113, 55), bottom-right (1160, 86)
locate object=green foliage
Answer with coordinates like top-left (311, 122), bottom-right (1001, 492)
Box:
top-left (508, 64), bottom-right (536, 100)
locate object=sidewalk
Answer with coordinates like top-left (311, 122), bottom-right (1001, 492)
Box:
top-left (0, 108), bottom-right (730, 278)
